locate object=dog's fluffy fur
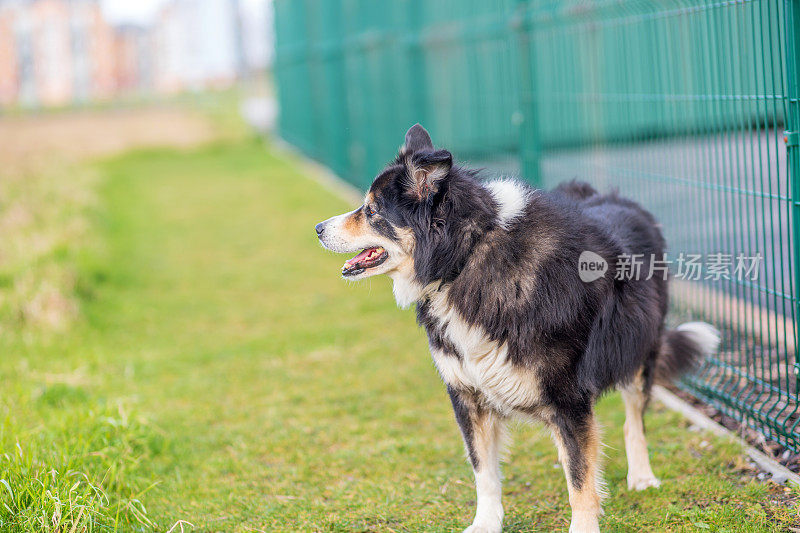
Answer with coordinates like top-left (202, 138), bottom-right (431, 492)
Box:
top-left (316, 125), bottom-right (720, 533)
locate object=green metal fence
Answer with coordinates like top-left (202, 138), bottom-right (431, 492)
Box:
top-left (274, 0), bottom-right (800, 452)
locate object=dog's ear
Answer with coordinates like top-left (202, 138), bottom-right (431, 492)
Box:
top-left (405, 149), bottom-right (452, 201)
top-left (403, 123), bottom-right (433, 153)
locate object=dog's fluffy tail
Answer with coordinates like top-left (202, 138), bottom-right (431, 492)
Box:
top-left (655, 322), bottom-right (720, 383)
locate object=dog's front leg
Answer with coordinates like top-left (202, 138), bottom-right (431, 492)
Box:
top-left (548, 409), bottom-right (603, 533)
top-left (447, 386), bottom-right (506, 533)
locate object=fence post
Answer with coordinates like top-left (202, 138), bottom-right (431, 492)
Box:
top-left (513, 1), bottom-right (541, 187)
top-left (787, 0), bottom-right (800, 383)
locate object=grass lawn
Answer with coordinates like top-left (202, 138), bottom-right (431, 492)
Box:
top-left (1, 130), bottom-right (798, 531)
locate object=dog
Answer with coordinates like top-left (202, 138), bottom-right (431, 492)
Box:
top-left (315, 124), bottom-right (719, 533)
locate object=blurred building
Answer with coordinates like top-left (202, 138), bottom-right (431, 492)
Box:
top-left (0, 0), bottom-right (115, 107)
top-left (241, 0), bottom-right (272, 74)
top-left (152, 0), bottom-right (245, 94)
top-left (113, 24), bottom-right (152, 94)
top-left (73, 0), bottom-right (117, 101)
top-left (0, 3), bottom-right (19, 105)
top-left (0, 0), bottom-right (269, 108)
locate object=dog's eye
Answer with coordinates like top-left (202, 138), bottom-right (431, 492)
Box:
top-left (365, 204), bottom-right (376, 217)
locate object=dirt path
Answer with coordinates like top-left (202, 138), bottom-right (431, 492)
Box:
top-left (0, 107), bottom-right (217, 177)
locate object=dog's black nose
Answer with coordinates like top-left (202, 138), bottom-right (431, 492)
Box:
top-left (315, 222), bottom-right (325, 236)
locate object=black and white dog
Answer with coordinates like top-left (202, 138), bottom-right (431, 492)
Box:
top-left (315, 124), bottom-right (719, 533)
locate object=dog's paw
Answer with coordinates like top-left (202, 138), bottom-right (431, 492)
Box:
top-left (463, 525), bottom-right (502, 533)
top-left (568, 524), bottom-right (601, 533)
top-left (627, 476), bottom-right (661, 491)
top-left (568, 514), bottom-right (601, 533)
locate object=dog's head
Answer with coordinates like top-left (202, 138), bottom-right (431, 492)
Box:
top-left (315, 124), bottom-right (459, 283)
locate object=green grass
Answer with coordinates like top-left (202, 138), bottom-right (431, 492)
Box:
top-left (1, 135), bottom-right (797, 531)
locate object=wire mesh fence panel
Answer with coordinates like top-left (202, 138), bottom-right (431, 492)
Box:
top-left (520, 0), bottom-right (800, 452)
top-left (273, 0), bottom-right (800, 452)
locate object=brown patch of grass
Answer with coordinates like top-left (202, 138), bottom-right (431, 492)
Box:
top-left (0, 107), bottom-right (217, 178)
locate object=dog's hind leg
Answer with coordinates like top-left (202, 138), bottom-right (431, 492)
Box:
top-left (447, 386), bottom-right (505, 533)
top-left (619, 373), bottom-right (660, 491)
top-left (548, 409), bottom-right (603, 533)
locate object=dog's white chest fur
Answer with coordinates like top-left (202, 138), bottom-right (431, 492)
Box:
top-left (423, 288), bottom-right (541, 413)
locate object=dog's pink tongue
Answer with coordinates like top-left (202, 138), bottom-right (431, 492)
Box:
top-left (345, 248), bottom-right (374, 266)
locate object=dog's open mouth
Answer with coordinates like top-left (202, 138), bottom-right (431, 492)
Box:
top-left (342, 247), bottom-right (388, 276)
